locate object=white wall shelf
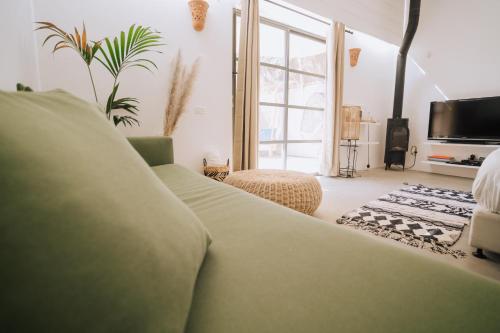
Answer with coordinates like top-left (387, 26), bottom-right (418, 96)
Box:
top-left (424, 141), bottom-right (500, 148)
top-left (422, 160), bottom-right (480, 169)
top-left (340, 141), bottom-right (380, 145)
top-left (357, 141), bottom-right (380, 145)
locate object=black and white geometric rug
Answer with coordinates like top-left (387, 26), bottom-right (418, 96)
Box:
top-left (337, 184), bottom-right (476, 258)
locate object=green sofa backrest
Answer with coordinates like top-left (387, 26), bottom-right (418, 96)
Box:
top-left (128, 136), bottom-right (174, 166)
top-left (0, 90), bottom-right (210, 332)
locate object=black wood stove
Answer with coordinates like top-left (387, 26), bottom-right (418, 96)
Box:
top-left (384, 0), bottom-right (420, 170)
top-left (385, 118), bottom-right (409, 170)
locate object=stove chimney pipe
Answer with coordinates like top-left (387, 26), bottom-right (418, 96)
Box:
top-left (392, 0), bottom-right (421, 119)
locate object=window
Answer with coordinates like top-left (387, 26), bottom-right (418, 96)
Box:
top-left (234, 1), bottom-right (328, 173)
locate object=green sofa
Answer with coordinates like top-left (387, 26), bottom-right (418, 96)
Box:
top-left (140, 138), bottom-right (500, 333)
top-left (2, 91), bottom-right (500, 332)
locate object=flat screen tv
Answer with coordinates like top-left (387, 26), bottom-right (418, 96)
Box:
top-left (428, 96), bottom-right (500, 143)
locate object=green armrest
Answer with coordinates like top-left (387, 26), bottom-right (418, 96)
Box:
top-left (128, 136), bottom-right (174, 166)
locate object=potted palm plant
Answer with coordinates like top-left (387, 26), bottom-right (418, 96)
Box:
top-left (36, 22), bottom-right (163, 127)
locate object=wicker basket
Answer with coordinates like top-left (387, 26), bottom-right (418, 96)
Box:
top-left (203, 158), bottom-right (229, 182)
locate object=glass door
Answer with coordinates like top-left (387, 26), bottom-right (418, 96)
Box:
top-left (234, 5), bottom-right (328, 173)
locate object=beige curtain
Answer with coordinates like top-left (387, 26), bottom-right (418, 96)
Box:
top-left (320, 22), bottom-right (345, 176)
top-left (233, 0), bottom-right (260, 171)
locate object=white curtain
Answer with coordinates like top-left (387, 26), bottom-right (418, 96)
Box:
top-left (233, 0), bottom-right (260, 171)
top-left (320, 22), bottom-right (345, 176)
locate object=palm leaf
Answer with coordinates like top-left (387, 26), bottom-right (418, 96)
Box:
top-left (104, 38), bottom-right (119, 74)
top-left (36, 21), bottom-right (101, 103)
top-left (81, 24), bottom-right (87, 49)
top-left (35, 21), bottom-right (100, 66)
top-left (120, 30), bottom-right (126, 62)
top-left (105, 83), bottom-right (140, 127)
top-left (125, 24), bottom-right (135, 54)
top-left (97, 41), bottom-right (117, 76)
top-left (113, 115), bottom-right (140, 127)
top-left (96, 25), bottom-right (164, 128)
top-left (96, 24), bottom-right (163, 78)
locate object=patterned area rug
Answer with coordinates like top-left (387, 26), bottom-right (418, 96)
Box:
top-left (337, 184), bottom-right (476, 258)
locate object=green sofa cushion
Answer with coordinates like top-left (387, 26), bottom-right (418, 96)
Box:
top-left (153, 164), bottom-right (500, 333)
top-left (128, 136), bottom-right (174, 166)
top-left (0, 90), bottom-right (211, 332)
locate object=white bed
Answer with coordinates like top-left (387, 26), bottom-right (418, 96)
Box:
top-left (469, 207), bottom-right (500, 257)
top-left (469, 148), bottom-right (500, 257)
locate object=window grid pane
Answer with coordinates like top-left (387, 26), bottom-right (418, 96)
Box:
top-left (288, 72), bottom-right (326, 109)
top-left (258, 143), bottom-right (284, 169)
top-left (287, 108), bottom-right (324, 141)
top-left (259, 105), bottom-right (284, 142)
top-left (260, 66), bottom-right (286, 104)
top-left (260, 23), bottom-right (286, 66)
top-left (289, 33), bottom-right (327, 76)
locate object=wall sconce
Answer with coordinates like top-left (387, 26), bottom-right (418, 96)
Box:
top-left (349, 48), bottom-right (361, 67)
top-left (188, 0), bottom-right (209, 32)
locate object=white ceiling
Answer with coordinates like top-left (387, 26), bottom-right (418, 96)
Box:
top-left (286, 0), bottom-right (405, 45)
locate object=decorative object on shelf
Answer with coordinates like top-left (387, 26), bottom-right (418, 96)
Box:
top-left (361, 112), bottom-right (376, 123)
top-left (164, 51), bottom-right (200, 136)
top-left (427, 155), bottom-right (455, 163)
top-left (189, 0), bottom-right (209, 31)
top-left (341, 105), bottom-right (362, 140)
top-left (338, 184), bottom-right (475, 258)
top-left (203, 158), bottom-right (230, 182)
top-left (446, 155), bottom-right (484, 167)
top-left (349, 48), bottom-right (361, 67)
top-left (36, 22), bottom-right (163, 127)
top-left (16, 83), bottom-right (33, 92)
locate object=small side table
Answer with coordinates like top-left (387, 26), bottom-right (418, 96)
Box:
top-left (339, 139), bottom-right (358, 178)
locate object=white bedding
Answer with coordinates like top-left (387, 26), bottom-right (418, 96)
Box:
top-left (472, 148), bottom-right (500, 213)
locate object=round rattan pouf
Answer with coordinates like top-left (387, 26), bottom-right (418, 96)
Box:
top-left (224, 169), bottom-right (322, 215)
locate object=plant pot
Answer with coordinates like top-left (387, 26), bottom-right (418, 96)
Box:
top-left (189, 0), bottom-right (209, 32)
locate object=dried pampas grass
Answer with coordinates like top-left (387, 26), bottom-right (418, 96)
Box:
top-left (164, 51), bottom-right (200, 136)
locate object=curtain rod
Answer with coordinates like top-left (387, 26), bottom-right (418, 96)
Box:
top-left (263, 0), bottom-right (354, 34)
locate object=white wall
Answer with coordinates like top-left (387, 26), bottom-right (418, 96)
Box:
top-left (0, 0), bottom-right (40, 91)
top-left (2, 0), bottom-right (405, 172)
top-left (402, 0), bottom-right (500, 178)
top-left (31, 0), bottom-right (236, 172)
top-left (343, 30), bottom-right (398, 170)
